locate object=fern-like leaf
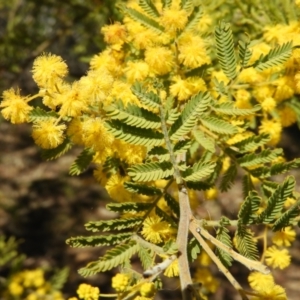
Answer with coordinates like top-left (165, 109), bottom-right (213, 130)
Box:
top-left (185, 181), bottom-right (213, 190)
top-left (164, 193), bottom-right (180, 217)
top-left (66, 232), bottom-right (132, 248)
top-left (155, 206), bottom-right (177, 227)
top-left (128, 161), bottom-right (174, 181)
top-left (231, 133), bottom-right (270, 153)
top-left (192, 130), bottom-right (215, 153)
top-left (124, 7), bottom-right (164, 34)
top-left (257, 176), bottom-right (295, 224)
top-left (173, 139), bottom-right (192, 154)
top-left (29, 107), bottom-right (58, 123)
top-left (41, 138), bottom-right (73, 160)
top-left (262, 181), bottom-right (279, 198)
top-left (85, 218), bottom-right (144, 232)
top-left (272, 199), bottom-right (300, 231)
top-left (131, 83), bottom-right (161, 109)
top-left (212, 102), bottom-right (260, 116)
top-left (138, 245), bottom-right (154, 269)
top-left (124, 182), bottom-right (162, 196)
top-left (162, 0), bottom-right (172, 8)
top-left (235, 226), bottom-right (258, 260)
top-left (200, 116), bottom-right (238, 135)
top-left (139, 0), bottom-right (160, 18)
top-left (238, 40), bottom-right (252, 67)
top-left (220, 164), bottom-right (237, 192)
top-left (270, 158), bottom-right (300, 176)
top-left (78, 241), bottom-right (139, 276)
top-left (238, 191), bottom-right (261, 225)
top-left (216, 226), bottom-right (233, 268)
top-left (179, 5), bottom-right (202, 36)
top-left (169, 91), bottom-right (212, 140)
top-left (182, 161), bottom-right (216, 182)
top-left (148, 146), bottom-right (170, 161)
top-left (215, 22), bottom-right (237, 80)
top-left (212, 78), bottom-right (228, 96)
top-left (237, 148), bottom-right (283, 168)
top-left (253, 41), bottom-right (293, 71)
top-left (105, 120), bottom-right (164, 147)
top-left (105, 101), bottom-right (161, 129)
top-left (106, 202), bottom-right (152, 213)
top-left (69, 148), bottom-right (94, 175)
top-left (50, 267), bottom-right (69, 291)
top-left (187, 237), bottom-right (201, 262)
top-left (242, 174), bottom-right (255, 199)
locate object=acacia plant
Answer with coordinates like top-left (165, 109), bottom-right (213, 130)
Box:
top-left (2, 0), bottom-right (300, 299)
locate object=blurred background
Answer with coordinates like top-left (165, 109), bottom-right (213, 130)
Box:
top-left (1, 1), bottom-right (300, 299)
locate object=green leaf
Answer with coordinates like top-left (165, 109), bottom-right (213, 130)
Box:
top-left (105, 120), bottom-right (164, 147)
top-left (270, 158), bottom-right (300, 176)
top-left (139, 0), bottom-right (160, 18)
top-left (257, 176), bottom-right (295, 224)
top-left (262, 181), bottom-right (279, 198)
top-left (216, 226), bottom-right (233, 268)
top-left (238, 191), bottom-right (261, 225)
top-left (105, 101), bottom-right (161, 129)
top-left (169, 91), bottom-right (212, 140)
top-left (219, 164), bottom-right (237, 192)
top-left (128, 161), bottom-right (174, 181)
top-left (212, 78), bottom-right (227, 96)
top-left (155, 206), bottom-right (177, 228)
top-left (200, 116), bottom-right (238, 135)
top-left (272, 199), bottom-right (300, 231)
top-left (50, 267), bottom-right (69, 291)
top-left (69, 148), bottom-right (94, 176)
top-left (242, 174), bottom-right (255, 199)
top-left (187, 237), bottom-right (201, 262)
top-left (106, 202), bottom-right (152, 213)
top-left (66, 232), bottom-right (132, 248)
top-left (41, 138), bottom-right (73, 160)
top-left (138, 245), bottom-right (155, 269)
top-left (124, 182), bottom-right (162, 196)
top-left (192, 130), bottom-right (215, 153)
top-left (235, 226), bottom-right (258, 260)
top-left (28, 107), bottom-right (58, 123)
top-left (173, 139), bottom-right (192, 154)
top-left (237, 148), bottom-right (283, 168)
top-left (215, 22), bottom-right (237, 80)
top-left (182, 161), bottom-right (216, 182)
top-left (185, 181), bottom-right (213, 190)
top-left (211, 102), bottom-right (261, 116)
top-left (85, 217), bottom-right (144, 232)
top-left (124, 7), bottom-right (164, 34)
top-left (78, 241), bottom-right (139, 276)
top-left (148, 146), bottom-right (170, 161)
top-left (253, 41), bottom-right (293, 71)
top-left (238, 40), bottom-right (252, 67)
top-left (162, 0), bottom-right (172, 8)
top-left (231, 133), bottom-right (270, 153)
top-left (164, 193), bottom-right (180, 217)
top-left (131, 83), bottom-right (161, 109)
top-left (179, 5), bottom-right (202, 36)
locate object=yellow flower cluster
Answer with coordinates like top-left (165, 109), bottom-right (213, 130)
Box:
top-left (8, 269), bottom-right (64, 300)
top-left (112, 273), bottom-right (131, 292)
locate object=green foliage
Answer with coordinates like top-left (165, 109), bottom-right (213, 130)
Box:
top-left (216, 226), bottom-right (233, 268)
top-left (257, 176), bottom-right (295, 224)
top-left (41, 138), bottom-right (73, 161)
top-left (253, 41), bottom-right (293, 71)
top-left (169, 91), bottom-right (212, 140)
top-left (200, 116), bottom-right (238, 135)
top-left (106, 202), bottom-right (152, 213)
top-left (124, 182), bottom-right (162, 196)
top-left (0, 236), bottom-right (25, 269)
top-left (211, 102), bottom-right (261, 116)
top-left (106, 120), bottom-right (164, 147)
top-left (179, 5), bottom-right (202, 36)
top-left (139, 0), bottom-right (160, 18)
top-left (69, 147), bottom-right (95, 175)
top-left (187, 237), bottom-right (201, 262)
top-left (235, 226), bottom-right (258, 260)
top-left (164, 193), bottom-right (180, 217)
top-left (148, 146), bottom-right (170, 161)
top-left (138, 245), bottom-right (155, 269)
top-left (128, 161), bottom-right (174, 181)
top-left (50, 267), bottom-right (69, 291)
top-left (219, 164), bottom-right (237, 192)
top-left (29, 107), bottom-right (58, 123)
top-left (215, 22), bottom-right (237, 80)
top-left (231, 133), bottom-right (270, 153)
top-left (66, 232), bottom-right (132, 247)
top-left (238, 40), bottom-right (252, 68)
top-left (131, 83), bottom-right (161, 109)
top-left (192, 130), bottom-right (215, 153)
top-left (238, 191), bottom-right (261, 225)
top-left (182, 161), bottom-right (216, 182)
top-left (78, 241), bottom-right (139, 276)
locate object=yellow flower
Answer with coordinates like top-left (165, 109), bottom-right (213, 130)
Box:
top-left (296, 0), bottom-right (300, 7)
top-left (284, 197), bottom-right (296, 208)
top-left (248, 271), bottom-right (275, 290)
top-left (67, 118), bottom-right (84, 145)
top-left (113, 140), bottom-right (146, 165)
top-left (272, 227), bottom-right (296, 247)
top-left (145, 46), bottom-right (174, 75)
top-left (261, 97), bottom-right (276, 112)
top-left (32, 53), bottom-right (68, 88)
top-left (140, 282), bottom-right (156, 297)
top-left (112, 273), bottom-right (130, 292)
top-left (8, 281), bottom-right (24, 296)
top-left (265, 246), bottom-right (291, 269)
top-left (258, 119), bottom-right (282, 146)
top-left (164, 258), bottom-right (179, 277)
top-left (76, 283), bottom-right (100, 300)
top-left (170, 76), bottom-right (193, 101)
top-left (105, 174), bottom-right (133, 202)
top-left (141, 215), bottom-right (173, 243)
top-left (101, 22), bottom-right (127, 49)
top-left (178, 33), bottom-right (211, 69)
top-left (160, 6), bottom-right (188, 34)
top-left (204, 187), bottom-right (218, 200)
top-left (32, 119), bottom-right (66, 149)
top-left (251, 283), bottom-right (287, 300)
top-left (0, 88), bottom-right (33, 124)
top-left (279, 105), bottom-right (297, 127)
top-left (124, 61), bottom-right (149, 84)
